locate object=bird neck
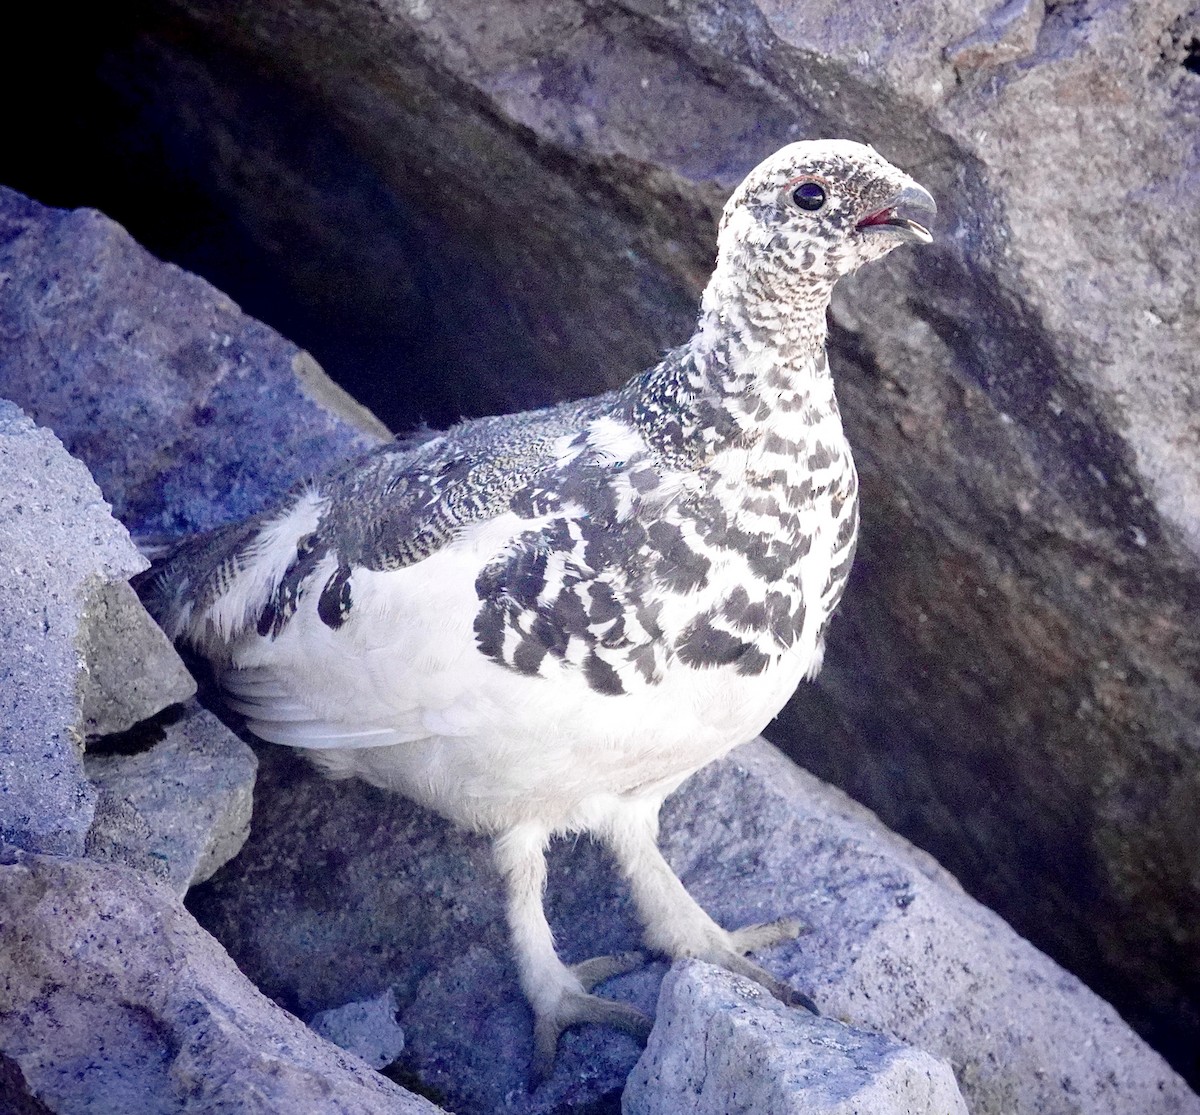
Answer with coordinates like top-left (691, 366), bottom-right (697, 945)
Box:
top-left (625, 266), bottom-right (838, 470)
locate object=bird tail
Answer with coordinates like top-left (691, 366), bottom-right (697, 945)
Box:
top-left (131, 516), bottom-right (267, 657)
top-left (129, 531), bottom-right (181, 563)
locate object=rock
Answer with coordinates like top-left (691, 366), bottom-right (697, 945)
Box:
top-left (187, 737), bottom-right (1197, 1115)
top-left (0, 1052), bottom-right (56, 1115)
top-left (625, 960), bottom-right (967, 1115)
top-left (0, 400), bottom-right (191, 857)
top-left (944, 0), bottom-right (1045, 69)
top-left (10, 1), bottom-right (1197, 1079)
top-left (0, 849), bottom-right (445, 1114)
top-left (76, 578), bottom-right (197, 737)
top-left (84, 701), bottom-right (258, 894)
top-left (310, 987), bottom-right (406, 1070)
top-left (0, 186), bottom-right (389, 542)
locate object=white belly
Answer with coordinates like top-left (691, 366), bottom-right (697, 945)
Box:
top-left (304, 646), bottom-right (812, 834)
top-left (224, 512), bottom-right (823, 835)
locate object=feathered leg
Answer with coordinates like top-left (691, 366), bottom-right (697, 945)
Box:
top-left (493, 823), bottom-right (651, 1082)
top-left (599, 798), bottom-right (817, 1011)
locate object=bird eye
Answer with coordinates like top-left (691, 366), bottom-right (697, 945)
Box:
top-left (790, 181), bottom-right (826, 211)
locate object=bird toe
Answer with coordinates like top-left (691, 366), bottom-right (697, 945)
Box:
top-left (712, 948), bottom-right (819, 1014)
top-left (570, 949), bottom-right (646, 990)
top-left (728, 916), bottom-right (806, 954)
top-left (531, 989), bottom-right (652, 1085)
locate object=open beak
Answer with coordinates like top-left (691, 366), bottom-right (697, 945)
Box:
top-left (856, 183), bottom-right (937, 244)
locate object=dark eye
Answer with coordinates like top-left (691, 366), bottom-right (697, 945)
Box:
top-left (791, 181), bottom-right (826, 211)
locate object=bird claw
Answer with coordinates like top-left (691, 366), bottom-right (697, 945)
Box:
top-left (717, 948), bottom-right (819, 1014)
top-left (685, 916), bottom-right (819, 1014)
top-left (531, 993), bottom-right (652, 1086)
top-left (530, 951), bottom-right (652, 1085)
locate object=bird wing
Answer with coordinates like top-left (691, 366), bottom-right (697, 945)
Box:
top-left (141, 399), bottom-right (595, 650)
top-left (139, 390), bottom-right (679, 747)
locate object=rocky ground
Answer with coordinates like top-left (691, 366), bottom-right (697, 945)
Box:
top-left (1, 0), bottom-right (1198, 1110)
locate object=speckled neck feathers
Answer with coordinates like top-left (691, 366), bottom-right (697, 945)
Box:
top-left (624, 255), bottom-right (836, 473)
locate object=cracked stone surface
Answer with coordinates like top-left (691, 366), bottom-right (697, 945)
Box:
top-left (0, 850), bottom-right (443, 1114)
top-left (625, 960), bottom-right (968, 1115)
top-left (85, 701), bottom-right (258, 894)
top-left (0, 399), bottom-right (191, 857)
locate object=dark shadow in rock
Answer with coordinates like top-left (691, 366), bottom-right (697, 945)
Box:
top-left (86, 703), bottom-right (187, 757)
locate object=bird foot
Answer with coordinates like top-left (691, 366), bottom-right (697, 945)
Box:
top-left (530, 950), bottom-right (652, 1084)
top-left (683, 916), bottom-right (819, 1013)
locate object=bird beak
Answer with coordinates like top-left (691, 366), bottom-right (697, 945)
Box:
top-left (855, 183), bottom-right (937, 244)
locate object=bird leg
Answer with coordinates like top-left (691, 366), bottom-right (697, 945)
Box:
top-left (599, 800), bottom-right (817, 1012)
top-left (492, 824), bottom-right (652, 1082)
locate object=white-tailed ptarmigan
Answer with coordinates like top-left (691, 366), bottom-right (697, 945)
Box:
top-left (140, 139), bottom-right (935, 1079)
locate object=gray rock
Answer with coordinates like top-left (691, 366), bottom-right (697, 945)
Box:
top-left (188, 737), bottom-right (1197, 1115)
top-left (0, 400), bottom-right (186, 857)
top-left (0, 1052), bottom-right (56, 1115)
top-left (0, 849), bottom-right (445, 1114)
top-left (76, 577), bottom-right (196, 738)
top-left (85, 701), bottom-right (258, 894)
top-left (0, 186), bottom-right (389, 542)
top-left (42, 1), bottom-right (1200, 1074)
top-left (624, 960), bottom-right (967, 1115)
top-left (310, 987), bottom-right (405, 1069)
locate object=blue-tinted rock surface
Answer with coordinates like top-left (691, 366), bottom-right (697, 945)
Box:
top-left (0, 850), bottom-right (441, 1114)
top-left (625, 960), bottom-right (967, 1115)
top-left (0, 400), bottom-right (190, 856)
top-left (85, 700), bottom-right (258, 894)
top-left (0, 185), bottom-right (388, 541)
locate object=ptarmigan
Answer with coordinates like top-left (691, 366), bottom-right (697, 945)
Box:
top-left (140, 140), bottom-right (935, 1078)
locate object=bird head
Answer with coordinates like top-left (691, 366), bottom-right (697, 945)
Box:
top-left (711, 140), bottom-right (936, 303)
